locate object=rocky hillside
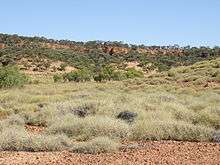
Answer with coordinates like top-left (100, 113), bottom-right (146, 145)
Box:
top-left (0, 33), bottom-right (184, 56)
top-left (0, 33), bottom-right (220, 74)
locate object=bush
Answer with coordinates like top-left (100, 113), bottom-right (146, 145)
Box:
top-left (94, 66), bottom-right (141, 82)
top-left (112, 71), bottom-right (127, 81)
top-left (0, 66), bottom-right (28, 88)
top-left (63, 69), bottom-right (91, 82)
top-left (59, 63), bottom-right (68, 71)
top-left (53, 74), bottom-right (63, 83)
top-left (94, 66), bottom-right (114, 82)
top-left (71, 136), bottom-right (120, 154)
top-left (167, 69), bottom-right (176, 77)
top-left (125, 68), bottom-right (144, 79)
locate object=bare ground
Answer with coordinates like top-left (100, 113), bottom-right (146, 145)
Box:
top-left (0, 141), bottom-right (219, 165)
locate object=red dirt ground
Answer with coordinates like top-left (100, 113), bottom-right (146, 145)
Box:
top-left (0, 141), bottom-right (219, 165)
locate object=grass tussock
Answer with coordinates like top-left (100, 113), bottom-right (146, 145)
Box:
top-left (131, 120), bottom-right (214, 142)
top-left (71, 136), bottom-right (120, 154)
top-left (0, 127), bottom-right (71, 152)
top-left (46, 115), bottom-right (130, 140)
top-left (0, 59), bottom-right (220, 153)
top-left (0, 126), bottom-right (119, 153)
top-left (0, 114), bottom-right (25, 131)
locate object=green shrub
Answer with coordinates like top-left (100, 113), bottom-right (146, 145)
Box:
top-left (94, 66), bottom-right (114, 82)
top-left (112, 71), bottom-right (127, 81)
top-left (53, 74), bottom-right (63, 83)
top-left (59, 63), bottom-right (68, 71)
top-left (0, 66), bottom-right (28, 88)
top-left (125, 68), bottom-right (144, 79)
top-left (167, 69), bottom-right (176, 77)
top-left (94, 67), bottom-right (144, 82)
top-left (63, 69), bottom-right (91, 82)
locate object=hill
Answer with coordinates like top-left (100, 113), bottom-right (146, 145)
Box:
top-left (0, 33), bottom-right (220, 75)
top-left (126, 58), bottom-right (220, 88)
top-left (0, 34), bottom-right (220, 164)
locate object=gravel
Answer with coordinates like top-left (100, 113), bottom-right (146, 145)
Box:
top-left (0, 141), bottom-right (219, 165)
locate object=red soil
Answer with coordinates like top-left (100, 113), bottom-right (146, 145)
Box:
top-left (0, 141), bottom-right (219, 165)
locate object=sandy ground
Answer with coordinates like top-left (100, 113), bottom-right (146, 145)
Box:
top-left (0, 141), bottom-right (219, 165)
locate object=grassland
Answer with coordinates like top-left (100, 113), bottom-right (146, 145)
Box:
top-left (0, 58), bottom-right (219, 154)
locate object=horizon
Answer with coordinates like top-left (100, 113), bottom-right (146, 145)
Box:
top-left (1, 0), bottom-right (220, 47)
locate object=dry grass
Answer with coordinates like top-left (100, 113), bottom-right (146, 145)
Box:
top-left (0, 127), bottom-right (71, 152)
top-left (46, 115), bottom-right (130, 140)
top-left (131, 120), bottom-right (214, 141)
top-left (71, 136), bottom-right (120, 154)
top-left (0, 59), bottom-right (219, 153)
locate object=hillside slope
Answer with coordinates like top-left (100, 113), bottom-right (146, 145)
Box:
top-left (127, 58), bottom-right (220, 88)
top-left (0, 33), bottom-right (220, 74)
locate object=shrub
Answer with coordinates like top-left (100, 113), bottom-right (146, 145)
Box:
top-left (0, 66), bottom-right (28, 88)
top-left (112, 71), bottom-right (127, 81)
top-left (71, 136), bottom-right (120, 154)
top-left (167, 69), bottom-right (176, 77)
top-left (125, 68), bottom-right (144, 79)
top-left (59, 63), bottom-right (68, 71)
top-left (94, 66), bottom-right (114, 82)
top-left (94, 67), bottom-right (143, 82)
top-left (63, 69), bottom-right (91, 82)
top-left (53, 74), bottom-right (63, 83)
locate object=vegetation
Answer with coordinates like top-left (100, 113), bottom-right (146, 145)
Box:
top-left (63, 69), bottom-right (91, 82)
top-left (128, 58), bottom-right (220, 87)
top-left (0, 33), bottom-right (219, 74)
top-left (0, 57), bottom-right (219, 153)
top-left (0, 66), bottom-right (28, 88)
top-left (71, 136), bottom-right (120, 154)
top-left (0, 33), bottom-right (219, 154)
top-left (53, 74), bottom-right (63, 83)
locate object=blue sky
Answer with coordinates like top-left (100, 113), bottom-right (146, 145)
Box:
top-left (0, 0), bottom-right (220, 46)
